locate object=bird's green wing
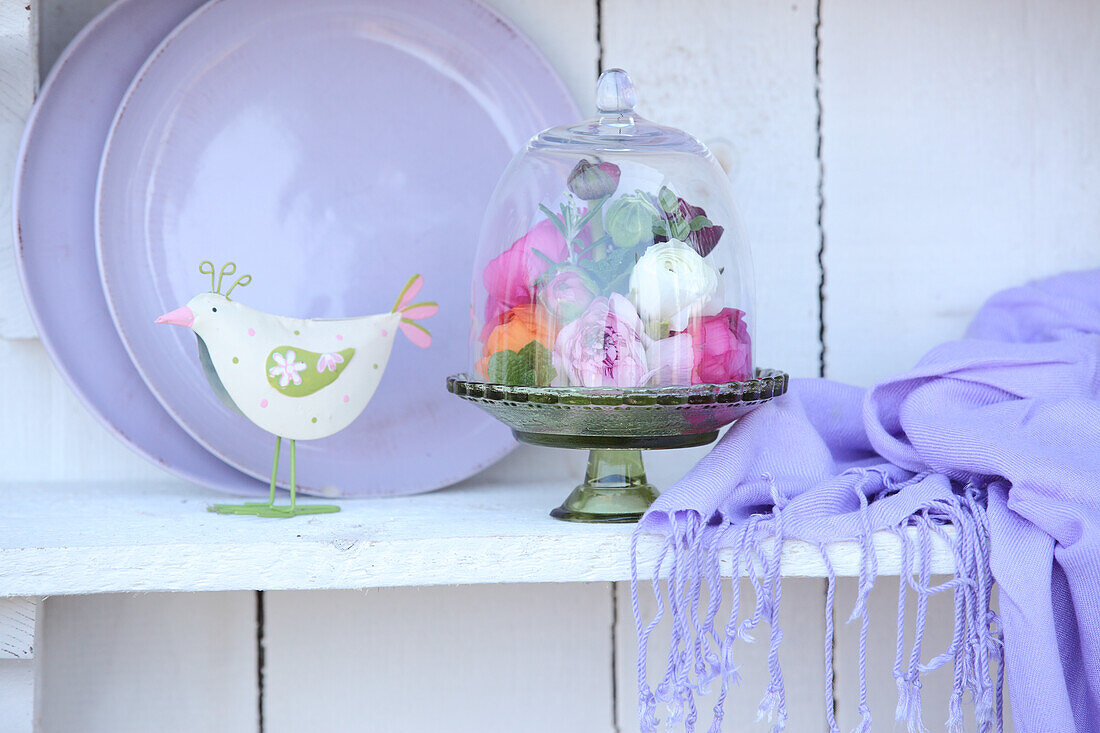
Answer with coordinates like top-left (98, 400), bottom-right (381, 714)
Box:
top-left (265, 347), bottom-right (355, 397)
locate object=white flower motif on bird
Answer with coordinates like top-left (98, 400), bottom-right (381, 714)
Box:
top-left (269, 349), bottom-right (307, 387)
top-left (317, 352), bottom-right (345, 373)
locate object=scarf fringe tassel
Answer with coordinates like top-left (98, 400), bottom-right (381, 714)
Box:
top-left (630, 478), bottom-right (1005, 733)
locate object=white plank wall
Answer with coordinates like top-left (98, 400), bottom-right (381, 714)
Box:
top-left (264, 586), bottom-right (614, 733)
top-left (820, 0), bottom-right (1100, 381)
top-left (37, 593), bottom-right (258, 733)
top-left (0, 598), bottom-right (38, 733)
top-left (3, 0), bottom-right (1097, 730)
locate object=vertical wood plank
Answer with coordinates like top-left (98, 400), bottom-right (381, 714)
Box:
top-left (0, 597), bottom-right (36, 659)
top-left (37, 592), bottom-right (259, 733)
top-left (616, 579), bottom-right (828, 731)
top-left (0, 0), bottom-right (37, 338)
top-left (263, 585), bottom-right (615, 733)
top-left (602, 0), bottom-right (823, 378)
top-left (0, 597), bottom-right (38, 733)
top-left (0, 661), bottom-right (35, 733)
top-left (820, 0), bottom-right (1100, 385)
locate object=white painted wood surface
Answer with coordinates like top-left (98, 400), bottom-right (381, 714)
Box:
top-left (36, 592), bottom-right (258, 733)
top-left (820, 0), bottom-right (1100, 383)
top-left (0, 0), bottom-right (37, 339)
top-left (0, 479), bottom-right (954, 597)
top-left (0, 598), bottom-right (38, 733)
top-left (0, 662), bottom-right (36, 733)
top-left (264, 585), bottom-right (614, 732)
top-left (0, 598), bottom-right (36, 659)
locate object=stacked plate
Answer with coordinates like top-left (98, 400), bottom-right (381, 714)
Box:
top-left (14, 0), bottom-right (578, 496)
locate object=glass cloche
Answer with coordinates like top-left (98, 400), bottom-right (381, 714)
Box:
top-left (448, 69), bottom-right (787, 523)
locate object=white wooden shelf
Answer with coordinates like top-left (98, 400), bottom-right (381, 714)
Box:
top-left (0, 479), bottom-right (954, 596)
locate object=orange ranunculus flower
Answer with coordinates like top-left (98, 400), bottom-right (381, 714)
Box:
top-left (477, 303), bottom-right (558, 377)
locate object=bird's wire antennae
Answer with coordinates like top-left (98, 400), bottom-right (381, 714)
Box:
top-left (200, 261), bottom-right (217, 293)
top-left (216, 262), bottom-right (237, 295)
top-left (225, 274), bottom-right (251, 300)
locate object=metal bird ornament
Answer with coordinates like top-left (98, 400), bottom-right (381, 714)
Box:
top-left (156, 262), bottom-right (436, 517)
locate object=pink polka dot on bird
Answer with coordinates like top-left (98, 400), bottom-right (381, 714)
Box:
top-left (336, 334), bottom-right (343, 341)
top-left (248, 328), bottom-right (255, 336)
top-left (381, 329), bottom-right (388, 337)
top-left (343, 395), bottom-right (350, 403)
top-left (260, 399), bottom-right (268, 408)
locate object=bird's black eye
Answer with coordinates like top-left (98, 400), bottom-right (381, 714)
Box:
top-left (211, 307), bottom-right (218, 313)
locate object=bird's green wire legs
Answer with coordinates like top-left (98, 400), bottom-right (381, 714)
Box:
top-left (208, 435), bottom-right (340, 518)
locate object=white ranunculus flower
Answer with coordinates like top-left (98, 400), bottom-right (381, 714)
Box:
top-left (628, 239), bottom-right (723, 331)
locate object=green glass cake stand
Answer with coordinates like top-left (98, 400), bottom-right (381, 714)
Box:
top-left (446, 368), bottom-right (788, 523)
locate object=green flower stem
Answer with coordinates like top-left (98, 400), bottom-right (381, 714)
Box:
top-left (576, 196), bottom-right (609, 261)
top-left (590, 216), bottom-right (607, 261)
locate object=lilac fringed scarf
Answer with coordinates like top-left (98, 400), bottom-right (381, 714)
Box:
top-left (631, 269), bottom-right (1100, 732)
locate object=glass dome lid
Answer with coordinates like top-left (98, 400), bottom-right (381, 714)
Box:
top-left (466, 68), bottom-right (756, 390)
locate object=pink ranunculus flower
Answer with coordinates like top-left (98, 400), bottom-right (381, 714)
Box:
top-left (553, 293), bottom-right (651, 387)
top-left (482, 219), bottom-right (571, 338)
top-left (681, 307), bottom-right (752, 384)
top-left (645, 332), bottom-right (695, 386)
top-left (539, 268), bottom-right (595, 323)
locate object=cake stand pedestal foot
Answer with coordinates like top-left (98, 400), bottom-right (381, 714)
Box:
top-left (550, 448), bottom-right (659, 523)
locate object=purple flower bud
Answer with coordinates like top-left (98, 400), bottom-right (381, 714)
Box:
top-left (654, 196), bottom-right (724, 257)
top-left (567, 159), bottom-right (621, 200)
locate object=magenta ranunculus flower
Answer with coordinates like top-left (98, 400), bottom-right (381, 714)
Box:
top-left (553, 293), bottom-right (651, 387)
top-left (482, 219), bottom-right (570, 337)
top-left (681, 307), bottom-right (752, 384)
top-left (539, 268), bottom-right (595, 322)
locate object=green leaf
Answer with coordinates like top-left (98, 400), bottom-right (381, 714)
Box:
top-left (651, 219), bottom-right (672, 240)
top-left (519, 341), bottom-right (557, 384)
top-left (530, 248), bottom-right (558, 267)
top-left (485, 341), bottom-right (557, 386)
top-left (671, 220), bottom-right (690, 241)
top-left (538, 204), bottom-right (570, 241)
top-left (688, 215), bottom-right (712, 231)
top-left (580, 245), bottom-right (640, 293)
top-left (658, 186), bottom-right (679, 213)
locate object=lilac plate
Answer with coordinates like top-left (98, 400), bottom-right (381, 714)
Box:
top-left (14, 0), bottom-right (267, 495)
top-left (96, 0), bottom-right (579, 496)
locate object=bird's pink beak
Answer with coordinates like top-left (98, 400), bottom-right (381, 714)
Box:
top-left (155, 306), bottom-right (194, 328)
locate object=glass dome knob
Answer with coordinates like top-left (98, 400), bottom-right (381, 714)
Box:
top-left (596, 68), bottom-right (637, 114)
